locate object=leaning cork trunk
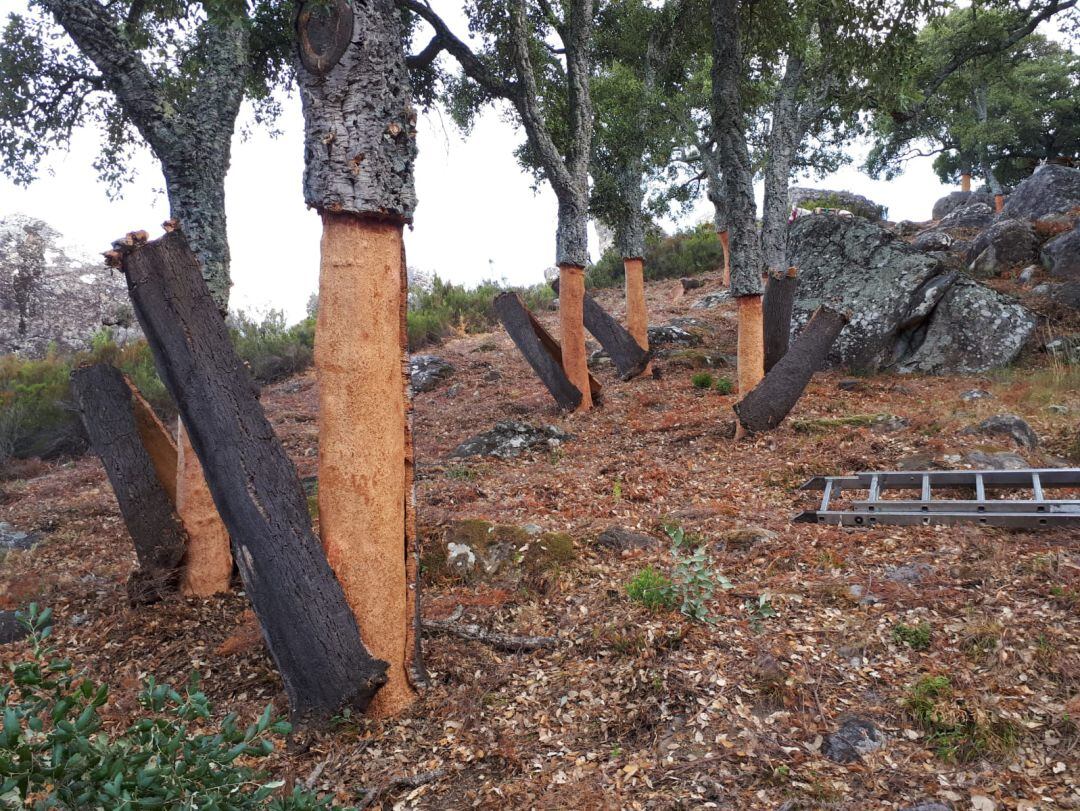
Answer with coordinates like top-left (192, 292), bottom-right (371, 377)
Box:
top-left (296, 0), bottom-right (422, 716)
top-left (734, 306), bottom-right (847, 433)
top-left (112, 230), bottom-right (389, 720)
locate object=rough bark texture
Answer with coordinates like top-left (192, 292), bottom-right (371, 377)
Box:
top-left (583, 287), bottom-right (651, 380)
top-left (41, 0), bottom-right (246, 309)
top-left (71, 363), bottom-right (186, 604)
top-left (119, 230), bottom-right (388, 720)
top-left (296, 0), bottom-right (417, 219)
top-left (177, 421), bottom-right (233, 597)
top-left (737, 295), bottom-right (764, 397)
top-left (709, 0), bottom-right (763, 298)
top-left (316, 214), bottom-right (416, 717)
top-left (493, 292), bottom-right (584, 411)
top-left (760, 56), bottom-right (805, 277)
top-left (762, 268), bottom-right (798, 373)
top-left (734, 306), bottom-right (848, 433)
top-left (558, 265), bottom-right (593, 412)
top-left (623, 257), bottom-right (650, 357)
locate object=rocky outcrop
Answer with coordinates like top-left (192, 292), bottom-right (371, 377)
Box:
top-left (788, 215), bottom-right (1034, 374)
top-left (965, 219), bottom-right (1039, 278)
top-left (789, 187), bottom-right (885, 220)
top-left (1, 215), bottom-right (137, 357)
top-left (1000, 164), bottom-right (1080, 221)
top-left (409, 355), bottom-right (454, 392)
top-left (938, 202), bottom-right (993, 230)
top-left (932, 190), bottom-right (993, 221)
top-left (450, 421), bottom-right (571, 459)
top-left (1041, 226), bottom-right (1080, 280)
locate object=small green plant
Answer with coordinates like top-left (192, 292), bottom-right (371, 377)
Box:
top-left (903, 674), bottom-right (1021, 762)
top-left (664, 523), bottom-right (732, 623)
top-left (745, 593), bottom-right (778, 631)
top-left (892, 621), bottom-right (932, 650)
top-left (691, 372), bottom-right (715, 389)
top-left (626, 567), bottom-right (677, 611)
top-left (611, 478), bottom-right (623, 501)
top-left (445, 465), bottom-right (478, 481)
top-left (0, 605), bottom-right (338, 809)
top-left (714, 376), bottom-right (734, 395)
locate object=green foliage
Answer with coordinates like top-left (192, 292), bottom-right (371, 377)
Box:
top-left (586, 223), bottom-right (724, 289)
top-left (663, 523), bottom-right (733, 623)
top-left (892, 621), bottom-right (933, 650)
top-left (745, 593), bottom-right (778, 632)
top-left (714, 377), bottom-right (734, 395)
top-left (903, 674), bottom-right (1021, 762)
top-left (230, 310), bottom-right (316, 384)
top-left (691, 372), bottom-right (714, 390)
top-left (0, 605), bottom-right (339, 809)
top-left (406, 275), bottom-right (554, 350)
top-left (626, 567), bottom-right (677, 611)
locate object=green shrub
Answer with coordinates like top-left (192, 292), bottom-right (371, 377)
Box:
top-left (586, 222), bottom-right (724, 289)
top-left (626, 567), bottom-right (677, 611)
top-left (714, 377), bottom-right (734, 395)
top-left (230, 310), bottom-right (316, 383)
top-left (406, 275), bottom-right (554, 350)
top-left (902, 674), bottom-right (1021, 762)
top-left (0, 606), bottom-right (338, 809)
top-left (892, 621), bottom-right (932, 650)
top-left (663, 523), bottom-right (732, 623)
top-left (691, 372), bottom-right (715, 389)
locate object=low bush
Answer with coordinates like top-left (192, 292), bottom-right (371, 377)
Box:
top-left (892, 621), bottom-right (932, 650)
top-left (587, 222), bottom-right (724, 289)
top-left (0, 605), bottom-right (338, 809)
top-left (714, 376), bottom-right (734, 395)
top-left (626, 567), bottom-right (677, 611)
top-left (902, 674), bottom-right (1021, 762)
top-left (230, 309), bottom-right (316, 384)
top-left (691, 372), bottom-right (715, 389)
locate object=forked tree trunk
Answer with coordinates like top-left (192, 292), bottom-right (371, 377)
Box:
top-left (71, 363), bottom-right (186, 605)
top-left (762, 267), bottom-right (798, 373)
top-left (558, 265), bottom-right (593, 411)
top-left (114, 230), bottom-right (388, 720)
top-left (177, 421), bottom-right (233, 596)
top-left (734, 306), bottom-right (847, 433)
top-left (623, 257), bottom-right (651, 374)
top-left (295, 0), bottom-right (422, 717)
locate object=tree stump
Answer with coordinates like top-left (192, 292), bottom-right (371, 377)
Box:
top-left (762, 266), bottom-right (798, 373)
top-left (734, 306), bottom-right (848, 433)
top-left (70, 363), bottom-right (186, 604)
top-left (114, 229), bottom-right (388, 720)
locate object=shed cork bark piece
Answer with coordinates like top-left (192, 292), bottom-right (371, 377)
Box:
top-left (70, 363), bottom-right (185, 605)
top-left (116, 229), bottom-right (388, 721)
top-left (762, 266), bottom-right (799, 373)
top-left (558, 265), bottom-right (593, 412)
top-left (177, 421), bottom-right (233, 597)
top-left (734, 305), bottom-right (848, 433)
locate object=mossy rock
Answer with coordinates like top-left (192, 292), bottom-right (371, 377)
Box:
top-left (421, 520), bottom-right (575, 588)
top-left (666, 349), bottom-right (734, 371)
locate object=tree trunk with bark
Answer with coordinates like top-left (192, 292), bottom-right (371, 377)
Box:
top-left (71, 363), bottom-right (186, 605)
top-left (114, 229), bottom-right (388, 721)
top-left (760, 56), bottom-right (805, 278)
top-left (734, 306), bottom-right (847, 433)
top-left (762, 267), bottom-right (798, 373)
top-left (552, 277), bottom-right (650, 380)
top-left (296, 0), bottom-right (421, 717)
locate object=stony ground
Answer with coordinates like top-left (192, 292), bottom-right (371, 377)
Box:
top-left (2, 271), bottom-right (1079, 810)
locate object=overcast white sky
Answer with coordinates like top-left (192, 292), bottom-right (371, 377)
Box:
top-left (0, 0), bottom-right (961, 322)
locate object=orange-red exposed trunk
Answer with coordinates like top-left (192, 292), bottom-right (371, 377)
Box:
top-left (623, 257), bottom-right (651, 375)
top-left (994, 194), bottom-right (1004, 213)
top-left (737, 294), bottom-right (765, 397)
top-left (718, 230), bottom-right (731, 287)
top-left (558, 264), bottom-right (593, 412)
top-left (961, 173), bottom-right (972, 193)
top-left (177, 420), bottom-right (233, 597)
top-left (316, 212), bottom-right (416, 718)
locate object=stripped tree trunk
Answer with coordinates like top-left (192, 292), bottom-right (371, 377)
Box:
top-left (550, 277), bottom-right (650, 380)
top-left (623, 257), bottom-right (651, 365)
top-left (961, 172), bottom-right (972, 193)
top-left (114, 230), bottom-right (388, 720)
top-left (296, 0), bottom-right (421, 717)
top-left (71, 363), bottom-right (186, 605)
top-left (558, 265), bottom-right (593, 410)
top-left (734, 306), bottom-right (847, 433)
top-left (177, 421), bottom-right (233, 596)
top-left (494, 292), bottom-right (584, 410)
top-left (762, 267), bottom-right (799, 373)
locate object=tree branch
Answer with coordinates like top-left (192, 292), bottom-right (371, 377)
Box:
top-left (407, 33), bottom-right (444, 70)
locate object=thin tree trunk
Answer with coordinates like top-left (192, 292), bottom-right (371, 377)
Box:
top-left (760, 56), bottom-right (805, 277)
top-left (71, 363), bottom-right (186, 605)
top-left (177, 420), bottom-right (233, 596)
top-left (163, 164), bottom-right (233, 312)
top-left (296, 0), bottom-right (422, 716)
top-left (961, 172), bottom-right (972, 192)
top-left (734, 306), bottom-right (847, 433)
top-left (115, 230), bottom-right (388, 720)
top-left (762, 267), bottom-right (798, 372)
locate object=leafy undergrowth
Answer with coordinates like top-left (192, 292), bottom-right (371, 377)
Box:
top-left (2, 272), bottom-right (1079, 809)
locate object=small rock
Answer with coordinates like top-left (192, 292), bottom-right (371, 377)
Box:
top-left (837, 379), bottom-right (867, 391)
top-left (410, 355), bottom-right (454, 393)
top-left (450, 421), bottom-right (572, 459)
top-left (938, 202), bottom-right (993, 230)
top-left (522, 523), bottom-right (544, 536)
top-left (962, 414), bottom-right (1039, 449)
top-left (871, 415), bottom-right (909, 433)
top-left (896, 453), bottom-right (938, 471)
top-left (595, 526), bottom-right (660, 553)
top-left (0, 611), bottom-right (30, 645)
top-left (483, 369), bottom-right (502, 382)
top-left (647, 324), bottom-right (702, 347)
top-left (446, 384), bottom-right (462, 397)
top-left (960, 389), bottom-right (992, 402)
top-left (690, 291), bottom-right (731, 310)
top-left (846, 584), bottom-right (880, 605)
top-left (717, 526), bottom-right (778, 551)
top-left (0, 522), bottom-right (38, 551)
top-left (962, 450), bottom-right (1029, 470)
top-left (1048, 404), bottom-right (1069, 414)
top-left (912, 230), bottom-right (953, 252)
top-left (1018, 264), bottom-right (1039, 284)
top-left (900, 804), bottom-right (951, 811)
top-left (823, 717), bottom-right (885, 763)
top-left (680, 277), bottom-right (705, 292)
top-left (885, 563), bottom-right (933, 584)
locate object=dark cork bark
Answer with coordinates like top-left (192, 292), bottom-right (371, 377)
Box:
top-left (118, 230), bottom-right (388, 720)
top-left (550, 279), bottom-right (651, 379)
top-left (494, 291), bottom-right (586, 410)
top-left (734, 306), bottom-right (847, 433)
top-left (296, 0), bottom-right (417, 219)
top-left (762, 270), bottom-right (798, 373)
top-left (71, 363), bottom-right (186, 605)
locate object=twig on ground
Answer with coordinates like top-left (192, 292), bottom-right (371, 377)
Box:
top-left (421, 606), bottom-right (557, 652)
top-left (356, 768), bottom-right (447, 809)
